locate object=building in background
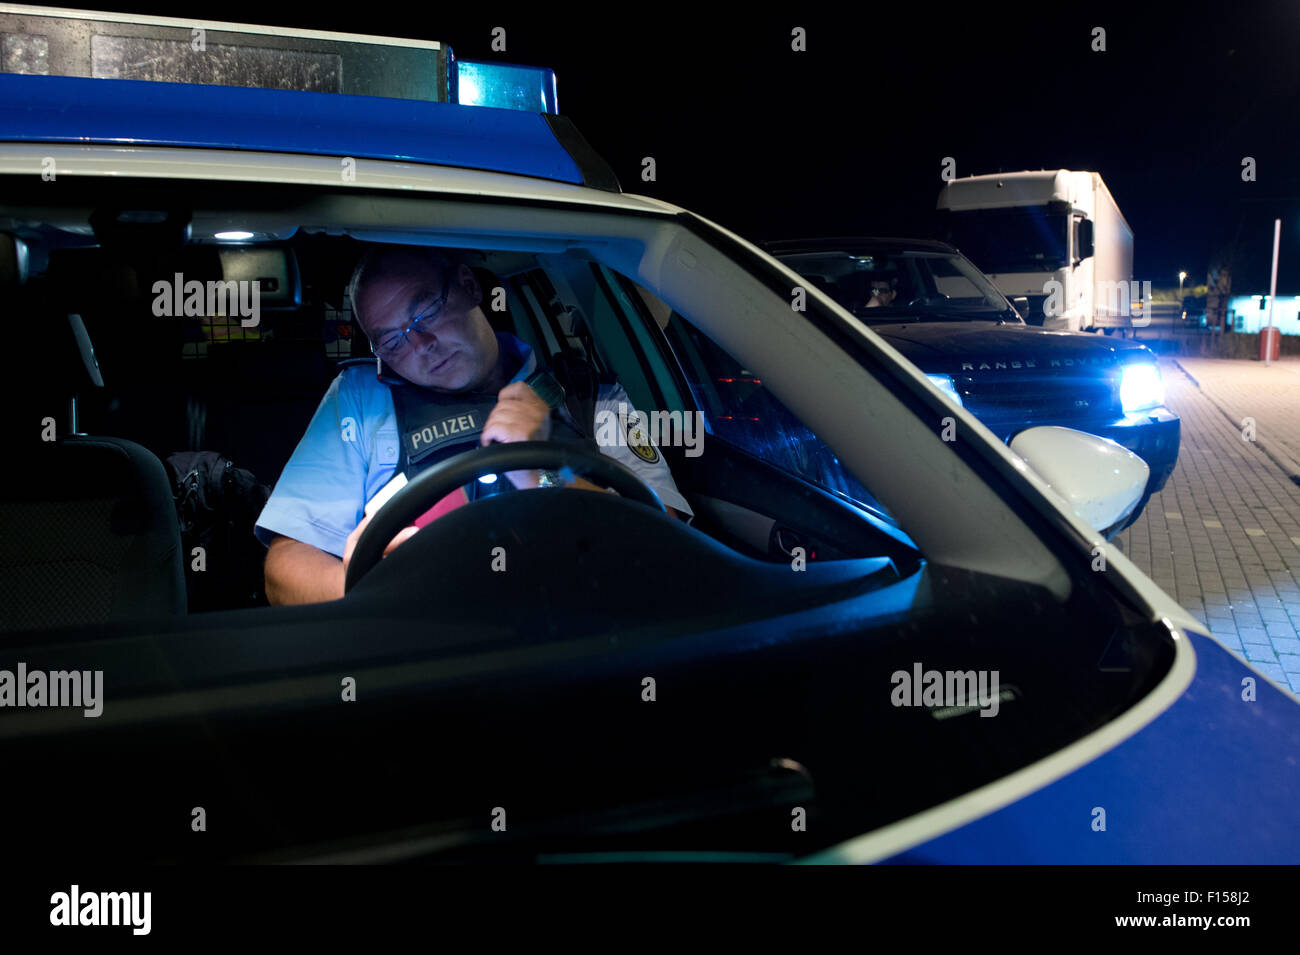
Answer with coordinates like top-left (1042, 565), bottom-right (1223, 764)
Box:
top-left (1226, 294), bottom-right (1300, 335)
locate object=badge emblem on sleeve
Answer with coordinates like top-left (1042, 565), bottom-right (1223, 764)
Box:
top-left (623, 412), bottom-right (660, 464)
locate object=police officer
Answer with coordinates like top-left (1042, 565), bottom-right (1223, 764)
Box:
top-left (255, 244), bottom-right (692, 605)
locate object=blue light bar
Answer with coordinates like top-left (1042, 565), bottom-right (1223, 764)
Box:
top-left (0, 73), bottom-right (587, 184)
top-left (453, 60), bottom-right (558, 114)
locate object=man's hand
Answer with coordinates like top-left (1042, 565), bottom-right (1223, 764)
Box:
top-left (342, 512), bottom-right (420, 577)
top-left (266, 519), bottom-right (419, 606)
top-left (474, 380), bottom-right (685, 520)
top-left (481, 380), bottom-right (553, 489)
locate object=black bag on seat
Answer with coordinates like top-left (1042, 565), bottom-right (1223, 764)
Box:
top-left (164, 451), bottom-right (271, 612)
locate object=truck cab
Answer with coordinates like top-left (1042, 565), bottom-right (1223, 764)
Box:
top-left (936, 170), bottom-right (1136, 334)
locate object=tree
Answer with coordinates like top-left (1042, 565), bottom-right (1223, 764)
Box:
top-left (1205, 216), bottom-right (1244, 334)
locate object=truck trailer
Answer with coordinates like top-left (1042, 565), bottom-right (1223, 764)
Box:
top-left (937, 170), bottom-right (1137, 333)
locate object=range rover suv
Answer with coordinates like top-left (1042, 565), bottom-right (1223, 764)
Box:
top-left (768, 237), bottom-right (1180, 530)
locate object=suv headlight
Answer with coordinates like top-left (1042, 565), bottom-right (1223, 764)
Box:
top-left (926, 373), bottom-right (964, 408)
top-left (1120, 362), bottom-right (1164, 413)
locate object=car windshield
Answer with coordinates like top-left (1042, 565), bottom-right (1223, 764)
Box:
top-left (1, 176), bottom-right (915, 572)
top-left (778, 248), bottom-right (1014, 323)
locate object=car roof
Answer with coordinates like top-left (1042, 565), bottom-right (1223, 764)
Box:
top-left (0, 144), bottom-right (677, 219)
top-left (764, 236), bottom-right (961, 255)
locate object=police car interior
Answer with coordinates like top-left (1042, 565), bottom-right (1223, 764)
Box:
top-left (0, 171), bottom-right (1185, 863)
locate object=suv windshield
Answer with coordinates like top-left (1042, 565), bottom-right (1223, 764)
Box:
top-left (778, 248), bottom-right (1014, 323)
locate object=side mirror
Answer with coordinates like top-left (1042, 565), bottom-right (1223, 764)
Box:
top-left (1075, 218), bottom-right (1095, 262)
top-left (1011, 296), bottom-right (1029, 320)
top-left (1010, 426), bottom-right (1148, 537)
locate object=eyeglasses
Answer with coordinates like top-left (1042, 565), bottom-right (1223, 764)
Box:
top-left (371, 265), bottom-right (456, 360)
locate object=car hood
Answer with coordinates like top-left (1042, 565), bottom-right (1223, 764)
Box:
top-left (869, 321), bottom-right (1144, 375)
top-left (880, 630), bottom-right (1300, 863)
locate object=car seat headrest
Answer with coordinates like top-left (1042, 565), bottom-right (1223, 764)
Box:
top-left (64, 313), bottom-right (105, 390)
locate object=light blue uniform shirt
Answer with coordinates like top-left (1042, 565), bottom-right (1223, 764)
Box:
top-left (255, 333), bottom-right (692, 557)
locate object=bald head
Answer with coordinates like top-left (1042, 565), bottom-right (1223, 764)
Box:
top-left (348, 244), bottom-right (498, 392)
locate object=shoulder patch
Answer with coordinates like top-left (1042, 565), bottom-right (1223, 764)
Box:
top-left (623, 411), bottom-right (660, 464)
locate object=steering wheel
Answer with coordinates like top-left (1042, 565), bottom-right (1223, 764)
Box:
top-left (344, 440), bottom-right (665, 593)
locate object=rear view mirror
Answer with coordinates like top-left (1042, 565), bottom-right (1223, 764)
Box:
top-left (1010, 426), bottom-right (1148, 537)
top-left (1011, 296), bottom-right (1028, 320)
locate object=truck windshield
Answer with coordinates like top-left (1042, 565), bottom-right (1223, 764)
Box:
top-left (940, 207), bottom-right (1070, 274)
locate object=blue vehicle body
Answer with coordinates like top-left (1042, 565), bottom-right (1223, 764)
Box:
top-left (883, 631), bottom-right (1300, 864)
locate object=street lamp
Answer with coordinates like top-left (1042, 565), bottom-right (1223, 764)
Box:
top-left (1178, 271), bottom-right (1186, 296)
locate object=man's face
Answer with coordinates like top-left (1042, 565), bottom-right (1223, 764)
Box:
top-left (870, 280), bottom-right (897, 306)
top-left (357, 257), bottom-right (498, 392)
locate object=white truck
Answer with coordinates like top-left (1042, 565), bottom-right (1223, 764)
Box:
top-left (936, 170), bottom-right (1138, 333)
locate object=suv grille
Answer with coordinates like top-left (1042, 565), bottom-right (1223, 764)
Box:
top-left (961, 371), bottom-right (1120, 436)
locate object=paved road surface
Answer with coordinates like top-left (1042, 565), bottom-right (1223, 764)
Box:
top-left (1118, 357), bottom-right (1300, 699)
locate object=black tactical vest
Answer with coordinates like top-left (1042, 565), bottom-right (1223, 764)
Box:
top-left (370, 361), bottom-right (591, 499)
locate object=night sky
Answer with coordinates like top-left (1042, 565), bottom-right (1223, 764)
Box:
top-left (36, 0), bottom-right (1300, 293)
